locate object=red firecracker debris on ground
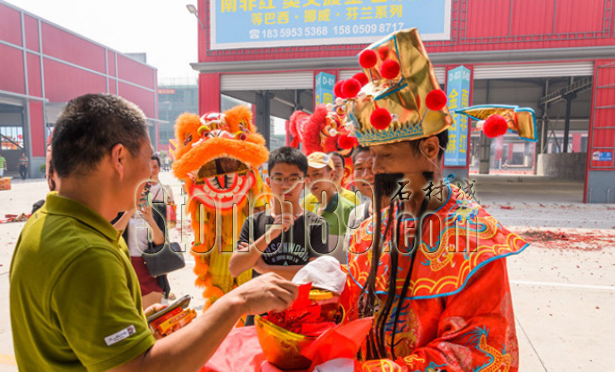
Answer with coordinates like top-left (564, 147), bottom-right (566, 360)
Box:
top-left (0, 213), bottom-right (30, 224)
top-left (520, 229), bottom-right (615, 252)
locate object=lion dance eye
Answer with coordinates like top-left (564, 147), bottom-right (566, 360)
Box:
top-left (183, 133), bottom-right (193, 146)
top-left (197, 124), bottom-right (212, 139)
top-left (235, 131), bottom-right (247, 141)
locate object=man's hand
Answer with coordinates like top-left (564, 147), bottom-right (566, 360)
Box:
top-left (144, 303), bottom-right (167, 318)
top-left (229, 272), bottom-right (298, 315)
top-left (237, 241), bottom-right (249, 252)
top-left (139, 203), bottom-right (157, 226)
top-left (267, 213), bottom-right (296, 242)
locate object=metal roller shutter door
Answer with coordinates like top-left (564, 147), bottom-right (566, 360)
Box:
top-left (474, 62), bottom-right (594, 79)
top-left (221, 72), bottom-right (314, 91)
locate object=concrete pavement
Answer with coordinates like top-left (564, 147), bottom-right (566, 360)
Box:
top-left (0, 173), bottom-right (613, 371)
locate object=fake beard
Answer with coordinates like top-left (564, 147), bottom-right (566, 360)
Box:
top-left (374, 173), bottom-right (405, 206)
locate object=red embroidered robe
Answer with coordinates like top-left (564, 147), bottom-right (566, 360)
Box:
top-left (342, 186), bottom-right (528, 372)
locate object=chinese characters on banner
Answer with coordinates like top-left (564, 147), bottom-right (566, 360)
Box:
top-left (210, 0), bottom-right (451, 50)
top-left (444, 65), bottom-right (471, 167)
top-left (315, 72), bottom-right (336, 105)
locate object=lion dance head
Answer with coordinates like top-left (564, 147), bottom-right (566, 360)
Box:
top-left (172, 105), bottom-right (268, 310)
top-left (289, 104), bottom-right (357, 186)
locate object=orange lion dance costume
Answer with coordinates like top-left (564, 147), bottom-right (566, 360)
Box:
top-left (172, 106), bottom-right (268, 312)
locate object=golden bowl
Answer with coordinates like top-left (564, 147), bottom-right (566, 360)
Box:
top-left (254, 315), bottom-right (316, 370)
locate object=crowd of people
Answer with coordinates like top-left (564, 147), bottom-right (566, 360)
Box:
top-left (9, 28), bottom-right (528, 372)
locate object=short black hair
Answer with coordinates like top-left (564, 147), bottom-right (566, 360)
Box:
top-left (408, 130), bottom-right (449, 160)
top-left (327, 151), bottom-right (345, 166)
top-left (351, 146), bottom-right (370, 164)
top-left (268, 146), bottom-right (308, 176)
top-left (52, 94), bottom-right (149, 177)
top-left (151, 155), bottom-right (161, 167)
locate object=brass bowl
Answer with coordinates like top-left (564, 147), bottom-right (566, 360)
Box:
top-left (254, 315), bottom-right (316, 370)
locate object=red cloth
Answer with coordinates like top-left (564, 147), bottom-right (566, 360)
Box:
top-left (200, 327), bottom-right (273, 372)
top-left (343, 185), bottom-right (527, 371)
top-left (130, 256), bottom-right (162, 296)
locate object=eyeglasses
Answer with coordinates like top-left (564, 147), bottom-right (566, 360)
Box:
top-left (270, 176), bottom-right (304, 185)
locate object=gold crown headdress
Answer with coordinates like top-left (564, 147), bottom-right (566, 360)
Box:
top-left (454, 105), bottom-right (538, 141)
top-left (337, 28), bottom-right (452, 147)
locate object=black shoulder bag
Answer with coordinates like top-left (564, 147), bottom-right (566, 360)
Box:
top-left (142, 202), bottom-right (186, 277)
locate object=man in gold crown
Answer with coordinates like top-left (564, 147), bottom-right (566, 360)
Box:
top-left (332, 29), bottom-right (529, 372)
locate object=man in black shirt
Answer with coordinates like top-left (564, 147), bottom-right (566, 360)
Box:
top-left (229, 147), bottom-right (329, 281)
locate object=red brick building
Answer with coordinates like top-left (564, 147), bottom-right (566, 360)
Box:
top-left (0, 0), bottom-right (159, 177)
top-left (191, 0), bottom-right (615, 203)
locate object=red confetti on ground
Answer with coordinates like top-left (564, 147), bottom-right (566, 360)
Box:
top-left (0, 213), bottom-right (30, 224)
top-left (520, 230), bottom-right (615, 252)
top-left (499, 206), bottom-right (514, 210)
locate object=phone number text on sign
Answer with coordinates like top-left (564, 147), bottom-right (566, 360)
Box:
top-left (258, 22), bottom-right (405, 40)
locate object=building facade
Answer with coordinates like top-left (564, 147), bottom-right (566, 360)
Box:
top-left (0, 0), bottom-right (159, 177)
top-left (190, 0), bottom-right (615, 204)
top-left (158, 83), bottom-right (199, 152)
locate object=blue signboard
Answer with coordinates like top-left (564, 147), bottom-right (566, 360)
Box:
top-left (593, 151), bottom-right (613, 162)
top-left (209, 0), bottom-right (451, 50)
top-left (315, 72), bottom-right (335, 105)
top-left (444, 65), bottom-right (471, 167)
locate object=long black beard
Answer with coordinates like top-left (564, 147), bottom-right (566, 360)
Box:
top-left (359, 173), bottom-right (430, 361)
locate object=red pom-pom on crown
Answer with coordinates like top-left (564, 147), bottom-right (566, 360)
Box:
top-left (483, 115), bottom-right (509, 138)
top-left (359, 49), bottom-right (378, 69)
top-left (380, 60), bottom-right (400, 80)
top-left (342, 79), bottom-right (362, 98)
top-left (352, 72), bottom-right (369, 87)
top-left (334, 81), bottom-right (345, 99)
top-left (337, 134), bottom-right (356, 150)
top-left (370, 108), bottom-right (392, 130)
top-left (425, 89), bottom-right (448, 111)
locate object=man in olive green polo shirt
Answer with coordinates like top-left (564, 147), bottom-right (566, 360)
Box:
top-left (304, 152), bottom-right (355, 264)
top-left (10, 94), bottom-right (297, 372)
